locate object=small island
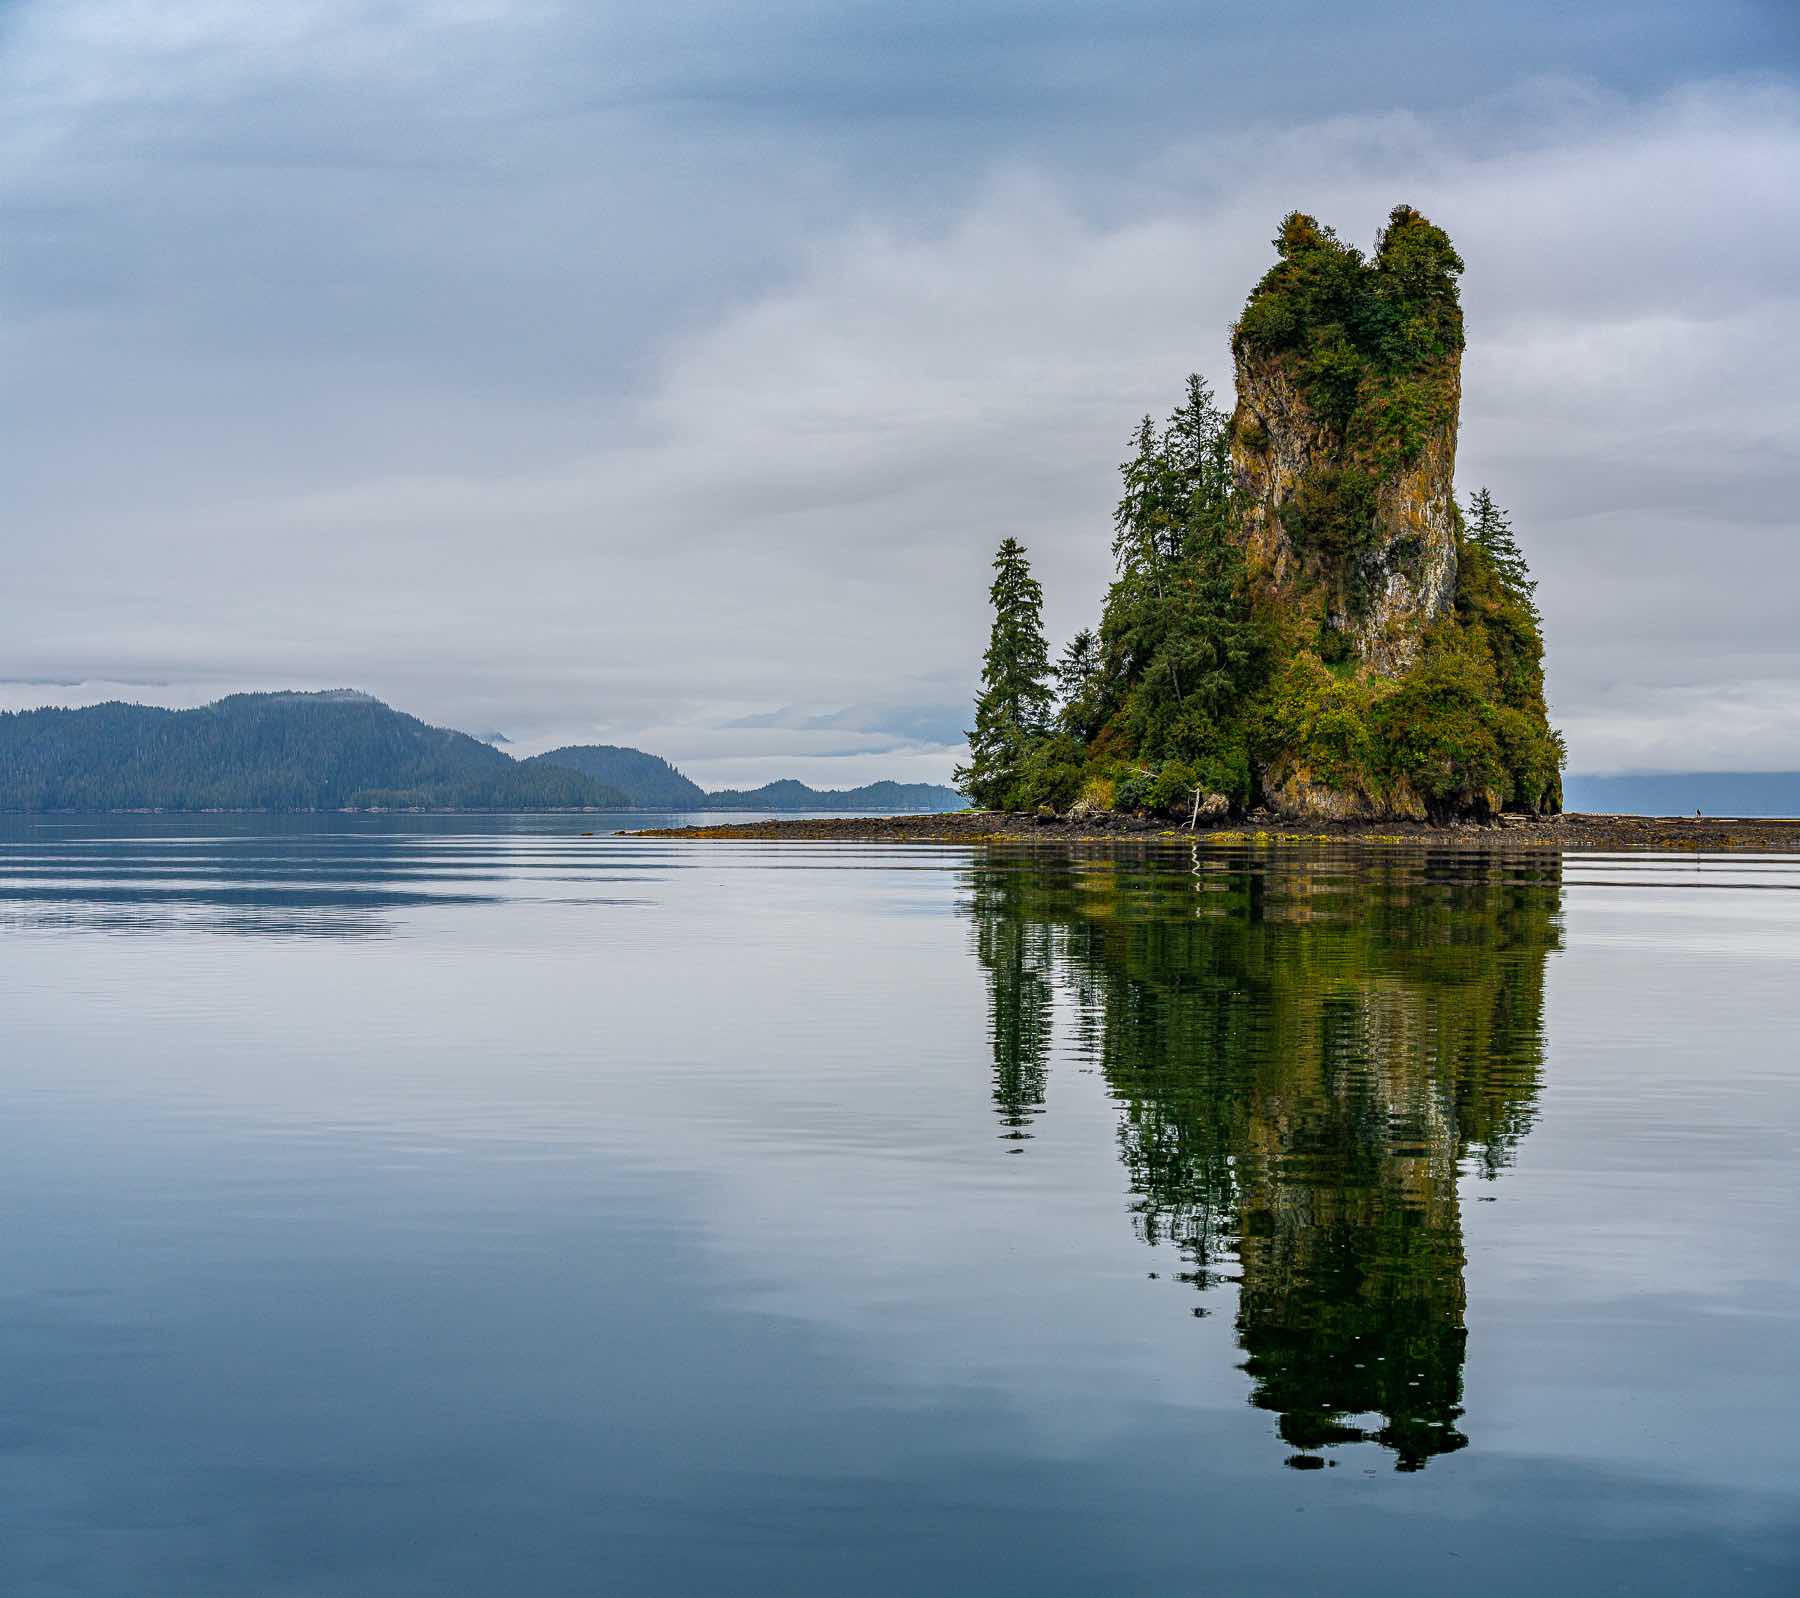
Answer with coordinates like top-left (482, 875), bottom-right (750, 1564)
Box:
top-left (643, 206), bottom-right (1797, 853)
top-left (956, 203), bottom-right (1560, 826)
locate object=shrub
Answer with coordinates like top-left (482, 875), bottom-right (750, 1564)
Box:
top-left (1147, 761), bottom-right (1200, 813)
top-left (1279, 467), bottom-right (1381, 565)
top-left (1370, 645), bottom-right (1507, 817)
top-left (1234, 205), bottom-right (1463, 465)
top-left (1073, 774), bottom-right (1117, 813)
top-left (1256, 652), bottom-right (1379, 793)
top-left (1360, 373), bottom-right (1446, 472)
top-left (1010, 735), bottom-right (1088, 813)
top-left (1493, 707), bottom-right (1565, 813)
top-left (1114, 770), bottom-right (1154, 813)
top-left (1453, 532), bottom-right (1546, 711)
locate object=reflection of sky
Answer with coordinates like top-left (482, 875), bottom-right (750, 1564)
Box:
top-left (1469, 868), bottom-right (1800, 1495)
top-left (0, 813), bottom-right (812, 935)
top-left (0, 823), bottom-right (1796, 1592)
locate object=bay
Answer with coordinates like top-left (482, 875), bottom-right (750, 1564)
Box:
top-left (0, 814), bottom-right (1795, 1595)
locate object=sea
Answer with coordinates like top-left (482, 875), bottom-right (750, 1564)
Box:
top-left (1, 812), bottom-right (1796, 1595)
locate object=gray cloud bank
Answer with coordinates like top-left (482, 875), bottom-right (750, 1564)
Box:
top-left (3, 2), bottom-right (1797, 782)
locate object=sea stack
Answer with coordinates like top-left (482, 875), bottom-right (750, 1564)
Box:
top-left (1229, 206), bottom-right (1464, 680)
top-left (961, 204), bottom-right (1563, 824)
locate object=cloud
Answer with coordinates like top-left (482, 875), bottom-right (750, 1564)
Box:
top-left (1558, 677), bottom-right (1800, 776)
top-left (723, 704), bottom-right (967, 743)
top-left (1, 1), bottom-right (1796, 779)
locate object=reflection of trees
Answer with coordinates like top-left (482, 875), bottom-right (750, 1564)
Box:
top-left (974, 897), bottom-right (1055, 1140)
top-left (966, 847), bottom-right (1560, 1470)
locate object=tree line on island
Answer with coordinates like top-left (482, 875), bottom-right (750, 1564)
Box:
top-left (0, 692), bottom-right (963, 814)
top-left (959, 206), bottom-right (1564, 823)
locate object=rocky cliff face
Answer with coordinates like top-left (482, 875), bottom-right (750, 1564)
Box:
top-left (1231, 356), bottom-right (1461, 678)
top-left (1212, 206), bottom-right (1556, 820)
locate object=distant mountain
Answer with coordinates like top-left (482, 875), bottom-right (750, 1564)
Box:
top-left (701, 778), bottom-right (965, 812)
top-left (1564, 772), bottom-right (1800, 818)
top-left (1, 698), bottom-right (965, 814)
top-left (528, 745), bottom-right (708, 808)
top-left (530, 746), bottom-right (964, 812)
top-left (0, 693), bottom-right (630, 812)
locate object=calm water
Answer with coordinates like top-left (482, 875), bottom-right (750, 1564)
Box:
top-left (1, 814), bottom-right (1796, 1595)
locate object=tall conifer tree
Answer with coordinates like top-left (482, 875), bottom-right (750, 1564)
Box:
top-left (959, 538), bottom-right (1053, 809)
top-left (1094, 374), bottom-right (1266, 797)
top-left (1466, 488), bottom-right (1537, 617)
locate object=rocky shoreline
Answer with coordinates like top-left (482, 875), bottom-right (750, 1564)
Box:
top-left (628, 810), bottom-right (1800, 852)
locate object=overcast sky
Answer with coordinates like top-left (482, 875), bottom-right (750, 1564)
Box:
top-left (3, 1), bottom-right (1797, 784)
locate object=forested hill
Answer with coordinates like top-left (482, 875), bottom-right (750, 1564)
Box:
top-left (526, 745), bottom-right (708, 808)
top-left (0, 693), bottom-right (630, 812)
top-left (0, 699), bottom-right (967, 814)
top-left (529, 747), bottom-right (963, 811)
top-left (700, 778), bottom-right (965, 812)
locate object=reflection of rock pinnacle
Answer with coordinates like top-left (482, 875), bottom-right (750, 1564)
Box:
top-left (965, 847), bottom-right (1558, 1470)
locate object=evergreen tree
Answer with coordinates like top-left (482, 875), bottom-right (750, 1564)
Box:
top-left (1094, 375), bottom-right (1267, 799)
top-left (1054, 628), bottom-right (1100, 738)
top-left (1055, 628), bottom-right (1099, 700)
top-left (1112, 416), bottom-right (1185, 575)
top-left (1165, 372), bottom-right (1235, 521)
top-left (1466, 488), bottom-right (1537, 616)
top-left (958, 538), bottom-right (1054, 809)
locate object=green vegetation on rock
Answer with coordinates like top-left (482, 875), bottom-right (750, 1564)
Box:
top-left (1236, 206), bottom-right (1465, 473)
top-left (964, 206), bottom-right (1564, 822)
